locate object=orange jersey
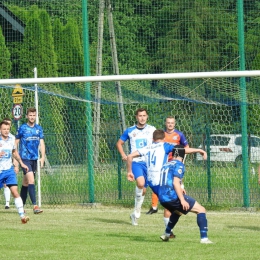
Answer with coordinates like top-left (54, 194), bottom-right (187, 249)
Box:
top-left (165, 130), bottom-right (188, 161)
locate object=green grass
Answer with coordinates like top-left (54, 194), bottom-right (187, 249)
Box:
top-left (1, 206), bottom-right (260, 260)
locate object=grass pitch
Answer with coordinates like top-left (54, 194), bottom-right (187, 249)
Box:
top-left (1, 206), bottom-right (259, 260)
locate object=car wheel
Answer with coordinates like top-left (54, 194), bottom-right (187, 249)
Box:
top-left (234, 155), bottom-right (242, 168)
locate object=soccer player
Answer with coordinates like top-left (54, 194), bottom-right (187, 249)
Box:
top-left (159, 145), bottom-right (213, 244)
top-left (147, 116), bottom-right (189, 215)
top-left (0, 117), bottom-right (19, 209)
top-left (116, 108), bottom-right (156, 225)
top-left (127, 129), bottom-right (206, 231)
top-left (0, 121), bottom-right (30, 223)
top-left (15, 107), bottom-right (45, 214)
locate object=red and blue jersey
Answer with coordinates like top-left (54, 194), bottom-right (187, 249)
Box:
top-left (165, 129), bottom-right (188, 160)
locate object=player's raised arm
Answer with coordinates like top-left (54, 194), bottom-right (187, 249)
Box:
top-left (184, 147), bottom-right (207, 160)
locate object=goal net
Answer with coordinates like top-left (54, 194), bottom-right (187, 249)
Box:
top-left (0, 71), bottom-right (260, 208)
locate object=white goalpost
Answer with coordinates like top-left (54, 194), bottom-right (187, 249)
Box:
top-left (1, 70), bottom-right (260, 86)
top-left (1, 70), bottom-right (259, 208)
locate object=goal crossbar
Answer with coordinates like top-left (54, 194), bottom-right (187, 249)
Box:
top-left (1, 70), bottom-right (260, 85)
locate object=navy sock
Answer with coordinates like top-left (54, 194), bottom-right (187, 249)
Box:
top-left (28, 184), bottom-right (36, 205)
top-left (20, 185), bottom-right (28, 205)
top-left (197, 213), bottom-right (208, 239)
top-left (165, 212), bottom-right (180, 234)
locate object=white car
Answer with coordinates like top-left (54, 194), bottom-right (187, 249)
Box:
top-left (196, 134), bottom-right (260, 166)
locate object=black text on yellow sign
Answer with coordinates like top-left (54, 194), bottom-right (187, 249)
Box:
top-left (13, 96), bottom-right (23, 104)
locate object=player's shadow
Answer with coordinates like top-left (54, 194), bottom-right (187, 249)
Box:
top-left (228, 225), bottom-right (260, 231)
top-left (106, 233), bottom-right (157, 242)
top-left (86, 217), bottom-right (129, 225)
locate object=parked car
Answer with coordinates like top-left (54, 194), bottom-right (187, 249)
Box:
top-left (196, 134), bottom-right (260, 166)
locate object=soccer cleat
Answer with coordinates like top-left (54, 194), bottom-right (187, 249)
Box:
top-left (130, 213), bottom-right (138, 226)
top-left (21, 216), bottom-right (30, 224)
top-left (146, 207), bottom-right (158, 215)
top-left (200, 238), bottom-right (213, 244)
top-left (160, 233), bottom-right (170, 242)
top-left (5, 206), bottom-right (10, 209)
top-left (169, 231), bottom-right (176, 239)
top-left (33, 205), bottom-right (43, 214)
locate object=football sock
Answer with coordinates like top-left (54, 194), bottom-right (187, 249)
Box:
top-left (4, 186), bottom-right (11, 206)
top-left (28, 184), bottom-right (36, 205)
top-left (14, 197), bottom-right (25, 218)
top-left (134, 187), bottom-right (144, 218)
top-left (197, 213), bottom-right (208, 239)
top-left (163, 217), bottom-right (169, 227)
top-left (20, 185), bottom-right (28, 205)
top-left (151, 192), bottom-right (158, 209)
top-left (165, 212), bottom-right (180, 234)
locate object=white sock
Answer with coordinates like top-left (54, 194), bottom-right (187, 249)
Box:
top-left (14, 197), bottom-right (25, 218)
top-left (134, 187), bottom-right (144, 218)
top-left (164, 217), bottom-right (169, 227)
top-left (4, 187), bottom-right (11, 206)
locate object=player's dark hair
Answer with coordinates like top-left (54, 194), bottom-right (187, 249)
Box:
top-left (27, 107), bottom-right (36, 115)
top-left (172, 145), bottom-right (185, 160)
top-left (0, 121), bottom-right (10, 128)
top-left (153, 129), bottom-right (165, 141)
top-left (3, 117), bottom-right (12, 123)
top-left (135, 108), bottom-right (148, 116)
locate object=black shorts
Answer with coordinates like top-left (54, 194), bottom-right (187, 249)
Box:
top-left (161, 195), bottom-right (196, 215)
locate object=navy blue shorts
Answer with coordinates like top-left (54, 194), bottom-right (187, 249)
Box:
top-left (22, 160), bottom-right (37, 175)
top-left (160, 195), bottom-right (196, 215)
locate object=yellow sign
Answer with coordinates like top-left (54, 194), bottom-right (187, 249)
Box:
top-left (13, 96), bottom-right (23, 104)
top-left (12, 84), bottom-right (24, 97)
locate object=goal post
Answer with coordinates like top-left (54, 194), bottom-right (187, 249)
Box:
top-left (0, 70), bottom-right (260, 208)
top-left (1, 70), bottom-right (260, 85)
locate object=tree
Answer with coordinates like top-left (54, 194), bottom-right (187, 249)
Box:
top-left (0, 27), bottom-right (12, 78)
top-left (38, 9), bottom-right (58, 77)
top-left (18, 14), bottom-right (45, 78)
top-left (152, 0), bottom-right (239, 73)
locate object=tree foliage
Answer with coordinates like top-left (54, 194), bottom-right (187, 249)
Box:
top-left (0, 27), bottom-right (11, 78)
